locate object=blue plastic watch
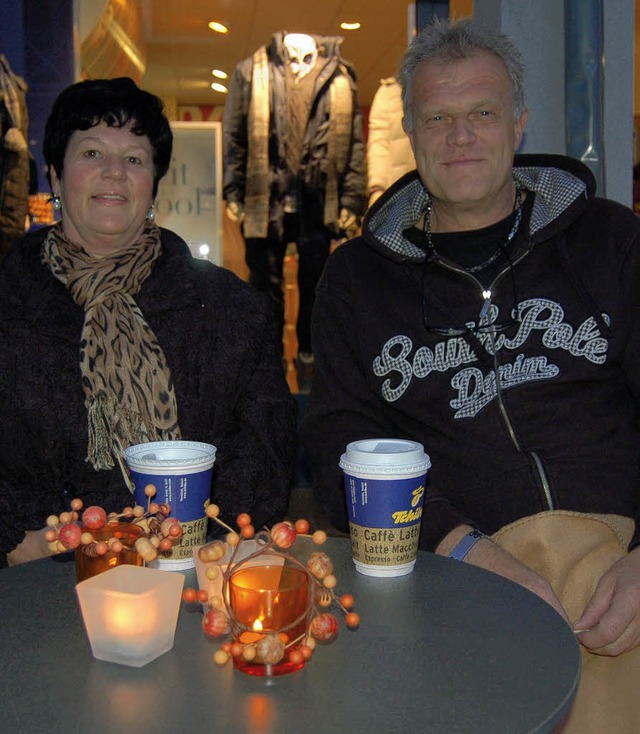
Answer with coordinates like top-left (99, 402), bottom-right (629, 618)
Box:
top-left (449, 529), bottom-right (486, 561)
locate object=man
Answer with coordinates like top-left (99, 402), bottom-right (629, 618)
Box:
top-left (303, 15), bottom-right (640, 673)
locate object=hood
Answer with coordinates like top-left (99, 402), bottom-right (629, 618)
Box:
top-left (363, 153), bottom-right (597, 264)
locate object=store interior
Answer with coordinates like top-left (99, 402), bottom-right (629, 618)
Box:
top-left (66, 0), bottom-right (466, 392)
top-left (1, 0), bottom-right (637, 394)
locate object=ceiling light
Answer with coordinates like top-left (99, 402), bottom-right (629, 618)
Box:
top-left (340, 22), bottom-right (361, 31)
top-left (211, 69), bottom-right (228, 79)
top-left (208, 21), bottom-right (229, 34)
top-left (211, 82), bottom-right (228, 93)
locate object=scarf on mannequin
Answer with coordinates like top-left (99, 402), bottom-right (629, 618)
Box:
top-left (42, 221), bottom-right (181, 486)
top-left (245, 43), bottom-right (353, 238)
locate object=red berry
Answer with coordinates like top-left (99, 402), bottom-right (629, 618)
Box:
top-left (58, 523), bottom-right (82, 549)
top-left (340, 593), bottom-right (355, 610)
top-left (345, 612), bottom-right (360, 629)
top-left (206, 503), bottom-right (220, 519)
top-left (299, 644), bottom-right (314, 660)
top-left (197, 589), bottom-right (209, 603)
top-left (231, 641), bottom-right (244, 658)
top-left (288, 648), bottom-right (304, 665)
top-left (109, 539), bottom-right (123, 554)
top-left (310, 613), bottom-right (339, 644)
top-left (271, 521), bottom-right (297, 549)
top-left (236, 513), bottom-right (252, 527)
top-left (182, 588), bottom-right (197, 604)
top-left (312, 530), bottom-right (327, 544)
top-left (240, 524), bottom-right (255, 539)
top-left (294, 518), bottom-right (310, 534)
top-left (202, 609), bottom-right (229, 637)
top-left (81, 505), bottom-right (107, 531)
top-left (160, 517), bottom-right (178, 537)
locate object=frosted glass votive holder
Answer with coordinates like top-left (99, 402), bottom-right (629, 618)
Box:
top-left (76, 564), bottom-right (184, 668)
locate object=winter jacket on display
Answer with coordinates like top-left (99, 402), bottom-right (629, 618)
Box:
top-left (0, 227), bottom-right (297, 566)
top-left (302, 153), bottom-right (640, 552)
top-left (222, 31), bottom-right (367, 238)
top-left (0, 55), bottom-right (30, 258)
top-left (366, 77), bottom-right (415, 204)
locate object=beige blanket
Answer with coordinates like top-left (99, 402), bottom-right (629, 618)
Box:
top-left (493, 511), bottom-right (638, 733)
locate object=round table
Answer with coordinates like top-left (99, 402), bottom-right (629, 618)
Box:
top-left (0, 538), bottom-right (579, 733)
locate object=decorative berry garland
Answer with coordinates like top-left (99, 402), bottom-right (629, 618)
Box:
top-left (43, 484), bottom-right (183, 563)
top-left (182, 503), bottom-right (360, 670)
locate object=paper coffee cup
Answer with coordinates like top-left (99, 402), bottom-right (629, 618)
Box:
top-left (124, 440), bottom-right (216, 570)
top-left (339, 439), bottom-right (430, 577)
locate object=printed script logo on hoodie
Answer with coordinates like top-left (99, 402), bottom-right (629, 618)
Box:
top-left (372, 297), bottom-right (609, 418)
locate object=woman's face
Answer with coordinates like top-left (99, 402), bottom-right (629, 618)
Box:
top-left (50, 122), bottom-right (155, 256)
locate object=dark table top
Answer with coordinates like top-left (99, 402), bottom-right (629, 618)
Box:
top-left (0, 538), bottom-right (580, 733)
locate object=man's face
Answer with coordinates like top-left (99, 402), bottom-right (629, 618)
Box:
top-left (405, 51), bottom-right (528, 221)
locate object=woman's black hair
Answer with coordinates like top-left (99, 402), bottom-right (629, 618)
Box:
top-left (43, 77), bottom-right (172, 196)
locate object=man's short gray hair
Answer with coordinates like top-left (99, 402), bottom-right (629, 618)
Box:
top-left (399, 18), bottom-right (526, 133)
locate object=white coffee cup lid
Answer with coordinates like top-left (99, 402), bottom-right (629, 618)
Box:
top-left (124, 440), bottom-right (216, 470)
top-left (339, 438), bottom-right (430, 475)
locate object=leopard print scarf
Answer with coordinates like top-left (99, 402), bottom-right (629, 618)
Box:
top-left (42, 222), bottom-right (181, 486)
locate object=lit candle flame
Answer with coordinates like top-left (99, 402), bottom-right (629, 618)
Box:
top-left (253, 619), bottom-right (263, 632)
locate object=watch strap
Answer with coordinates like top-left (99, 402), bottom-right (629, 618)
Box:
top-left (449, 529), bottom-right (486, 561)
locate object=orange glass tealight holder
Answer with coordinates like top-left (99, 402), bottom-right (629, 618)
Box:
top-left (228, 563), bottom-right (311, 676)
top-left (75, 521), bottom-right (144, 583)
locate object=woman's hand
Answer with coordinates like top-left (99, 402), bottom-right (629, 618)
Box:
top-left (6, 528), bottom-right (57, 566)
top-left (573, 546), bottom-right (640, 656)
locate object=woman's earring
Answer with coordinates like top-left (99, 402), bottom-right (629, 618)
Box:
top-left (147, 204), bottom-right (156, 222)
top-left (52, 195), bottom-right (61, 211)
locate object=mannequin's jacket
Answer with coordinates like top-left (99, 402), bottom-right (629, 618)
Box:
top-left (222, 31), bottom-right (367, 236)
top-left (302, 153), bottom-right (640, 551)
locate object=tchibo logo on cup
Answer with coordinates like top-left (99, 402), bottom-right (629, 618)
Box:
top-left (392, 485), bottom-right (424, 524)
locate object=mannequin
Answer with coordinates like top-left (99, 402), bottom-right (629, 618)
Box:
top-left (223, 31), bottom-right (366, 392)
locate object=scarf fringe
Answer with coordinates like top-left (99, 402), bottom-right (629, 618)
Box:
top-left (86, 397), bottom-right (180, 475)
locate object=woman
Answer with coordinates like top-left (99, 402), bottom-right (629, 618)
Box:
top-left (0, 77), bottom-right (297, 567)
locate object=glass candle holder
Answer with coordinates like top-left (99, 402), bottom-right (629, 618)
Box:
top-left (228, 564), bottom-right (311, 676)
top-left (76, 564), bottom-right (184, 667)
top-left (75, 521), bottom-right (144, 583)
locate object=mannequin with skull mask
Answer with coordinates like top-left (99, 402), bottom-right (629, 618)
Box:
top-left (223, 31), bottom-right (367, 392)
